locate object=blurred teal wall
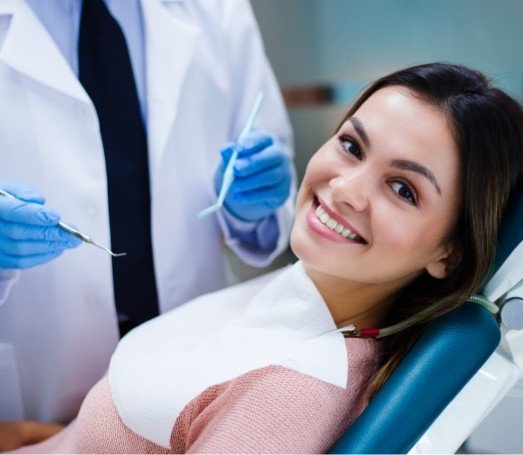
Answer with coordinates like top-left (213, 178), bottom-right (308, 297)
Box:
top-left (252, 0), bottom-right (523, 95)
top-left (251, 0), bottom-right (523, 178)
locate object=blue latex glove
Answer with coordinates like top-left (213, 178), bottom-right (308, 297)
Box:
top-left (214, 131), bottom-right (292, 222)
top-left (0, 180), bottom-right (81, 269)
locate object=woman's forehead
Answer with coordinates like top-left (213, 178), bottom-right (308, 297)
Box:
top-left (353, 87), bottom-right (447, 135)
top-left (353, 89), bottom-right (453, 151)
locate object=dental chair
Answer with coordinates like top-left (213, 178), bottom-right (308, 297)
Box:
top-left (331, 188), bottom-right (523, 454)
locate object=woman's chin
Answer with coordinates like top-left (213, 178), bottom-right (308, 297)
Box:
top-left (289, 224), bottom-right (307, 262)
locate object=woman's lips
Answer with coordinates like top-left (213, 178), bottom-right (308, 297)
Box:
top-left (306, 196), bottom-right (366, 244)
top-left (315, 195), bottom-right (366, 242)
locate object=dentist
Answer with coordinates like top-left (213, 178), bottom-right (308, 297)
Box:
top-left (0, 0), bottom-right (293, 428)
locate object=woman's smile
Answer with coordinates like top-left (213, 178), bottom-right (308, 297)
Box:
top-left (307, 195), bottom-right (367, 244)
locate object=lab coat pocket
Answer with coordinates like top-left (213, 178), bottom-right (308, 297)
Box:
top-left (0, 343), bottom-right (24, 420)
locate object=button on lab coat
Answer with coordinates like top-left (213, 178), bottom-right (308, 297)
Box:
top-left (0, 0), bottom-right (294, 423)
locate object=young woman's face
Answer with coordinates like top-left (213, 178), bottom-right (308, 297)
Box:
top-left (291, 86), bottom-right (461, 287)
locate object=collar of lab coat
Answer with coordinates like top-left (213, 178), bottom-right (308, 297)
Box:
top-left (0, 0), bottom-right (198, 171)
top-left (108, 261), bottom-right (349, 448)
top-left (0, 0), bottom-right (90, 103)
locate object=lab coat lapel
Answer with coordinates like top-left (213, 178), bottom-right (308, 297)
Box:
top-left (0, 0), bottom-right (90, 104)
top-left (141, 0), bottom-right (199, 176)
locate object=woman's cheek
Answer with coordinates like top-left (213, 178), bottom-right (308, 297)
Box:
top-left (375, 208), bottom-right (414, 249)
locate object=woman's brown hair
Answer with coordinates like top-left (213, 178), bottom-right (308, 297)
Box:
top-left (338, 63), bottom-right (523, 397)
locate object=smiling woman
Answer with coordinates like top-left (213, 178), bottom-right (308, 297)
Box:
top-left (292, 63), bottom-right (523, 398)
top-left (5, 63), bottom-right (523, 454)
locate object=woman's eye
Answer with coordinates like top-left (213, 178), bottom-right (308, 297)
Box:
top-left (338, 136), bottom-right (362, 160)
top-left (390, 181), bottom-right (418, 205)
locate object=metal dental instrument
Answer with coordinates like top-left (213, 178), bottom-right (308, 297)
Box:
top-left (53, 222), bottom-right (127, 257)
top-left (0, 188), bottom-right (127, 257)
top-left (197, 92), bottom-right (265, 219)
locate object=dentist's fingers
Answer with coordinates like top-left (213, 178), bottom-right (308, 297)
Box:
top-left (236, 131), bottom-right (274, 156)
top-left (0, 237), bottom-right (80, 256)
top-left (0, 180), bottom-right (76, 270)
top-left (219, 131), bottom-right (275, 161)
top-left (0, 222), bottom-right (77, 242)
top-left (229, 179), bottom-right (291, 206)
top-left (230, 165), bottom-right (289, 193)
top-left (0, 197), bottom-right (59, 226)
top-left (233, 146), bottom-right (288, 178)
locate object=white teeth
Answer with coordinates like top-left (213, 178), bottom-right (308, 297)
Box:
top-left (314, 202), bottom-right (362, 242)
top-left (326, 218), bottom-right (337, 229)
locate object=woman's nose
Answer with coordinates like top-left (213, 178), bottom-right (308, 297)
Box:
top-left (329, 171), bottom-right (369, 212)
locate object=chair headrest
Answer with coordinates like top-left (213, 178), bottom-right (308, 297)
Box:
top-left (493, 188), bottom-right (523, 275)
top-left (485, 188), bottom-right (523, 302)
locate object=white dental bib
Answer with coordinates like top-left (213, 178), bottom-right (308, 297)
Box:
top-left (108, 261), bottom-right (349, 448)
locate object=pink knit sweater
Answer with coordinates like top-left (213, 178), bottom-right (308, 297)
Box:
top-left (16, 338), bottom-right (379, 454)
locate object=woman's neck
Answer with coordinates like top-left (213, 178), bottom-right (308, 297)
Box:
top-left (303, 264), bottom-right (413, 330)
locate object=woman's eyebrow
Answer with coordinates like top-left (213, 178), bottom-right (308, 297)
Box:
top-left (347, 117), bottom-right (370, 148)
top-left (390, 159), bottom-right (442, 195)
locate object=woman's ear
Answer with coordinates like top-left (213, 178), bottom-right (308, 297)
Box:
top-left (426, 243), bottom-right (460, 279)
top-left (426, 257), bottom-right (450, 279)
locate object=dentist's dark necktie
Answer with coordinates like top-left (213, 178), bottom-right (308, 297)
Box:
top-left (78, 0), bottom-right (159, 336)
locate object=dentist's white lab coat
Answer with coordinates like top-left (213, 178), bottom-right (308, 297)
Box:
top-left (0, 0), bottom-right (293, 423)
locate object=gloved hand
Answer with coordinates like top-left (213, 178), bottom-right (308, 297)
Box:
top-left (0, 180), bottom-right (81, 269)
top-left (214, 131), bottom-right (292, 222)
